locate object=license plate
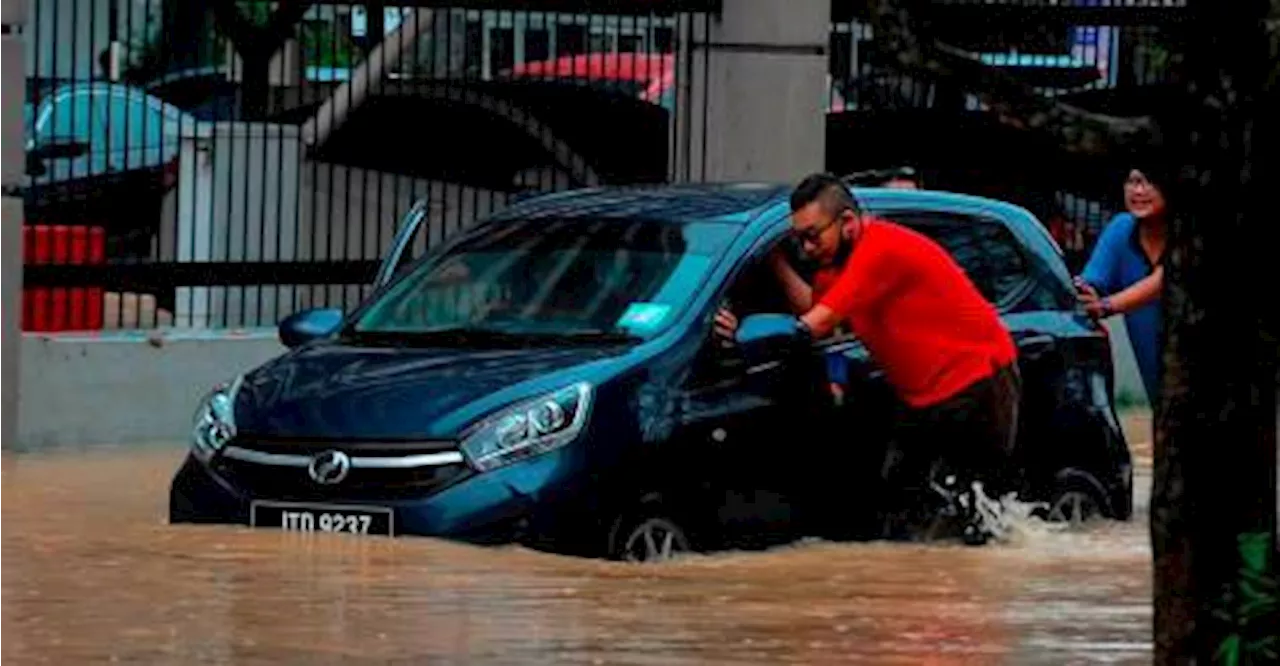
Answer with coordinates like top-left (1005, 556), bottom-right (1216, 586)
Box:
top-left (250, 501), bottom-right (395, 536)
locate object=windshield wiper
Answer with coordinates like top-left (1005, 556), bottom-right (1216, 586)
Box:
top-left (523, 329), bottom-right (645, 345)
top-left (340, 328), bottom-right (521, 347)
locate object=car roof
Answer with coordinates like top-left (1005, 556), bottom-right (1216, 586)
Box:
top-left (489, 182), bottom-right (791, 225)
top-left (490, 182), bottom-right (1070, 284)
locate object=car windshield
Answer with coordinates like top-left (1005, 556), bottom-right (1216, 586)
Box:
top-left (350, 216), bottom-right (738, 344)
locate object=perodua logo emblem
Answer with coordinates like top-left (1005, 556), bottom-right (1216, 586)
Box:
top-left (308, 450), bottom-right (351, 485)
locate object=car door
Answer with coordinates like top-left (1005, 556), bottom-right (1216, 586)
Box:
top-left (375, 198), bottom-right (433, 288)
top-left (673, 233), bottom-right (834, 548)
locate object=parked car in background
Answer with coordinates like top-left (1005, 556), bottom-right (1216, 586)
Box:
top-left (507, 53), bottom-right (848, 113)
top-left (24, 82), bottom-right (191, 262)
top-left (169, 183), bottom-right (1133, 562)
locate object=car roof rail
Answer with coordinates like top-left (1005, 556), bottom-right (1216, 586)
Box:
top-left (840, 166), bottom-right (918, 187)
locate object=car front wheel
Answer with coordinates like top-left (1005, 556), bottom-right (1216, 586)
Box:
top-left (610, 514), bottom-right (693, 563)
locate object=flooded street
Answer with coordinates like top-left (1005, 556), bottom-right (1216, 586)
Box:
top-left (4, 412), bottom-right (1155, 665)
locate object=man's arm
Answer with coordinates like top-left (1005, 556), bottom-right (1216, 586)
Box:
top-left (767, 248), bottom-right (814, 314)
top-left (796, 244), bottom-right (893, 340)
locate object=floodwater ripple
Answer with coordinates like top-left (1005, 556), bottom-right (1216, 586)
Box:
top-left (2, 412), bottom-right (1155, 665)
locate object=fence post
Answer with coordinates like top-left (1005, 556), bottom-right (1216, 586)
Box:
top-left (2, 1), bottom-right (26, 447)
top-left (674, 0), bottom-right (828, 183)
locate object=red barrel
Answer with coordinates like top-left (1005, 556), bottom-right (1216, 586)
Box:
top-left (22, 224), bottom-right (106, 332)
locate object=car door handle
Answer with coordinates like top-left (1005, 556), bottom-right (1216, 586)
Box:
top-left (745, 360), bottom-right (783, 374)
top-left (1018, 334), bottom-right (1056, 354)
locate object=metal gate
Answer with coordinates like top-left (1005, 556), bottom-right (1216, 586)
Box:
top-left (18, 0), bottom-right (718, 330)
top-left (827, 0), bottom-right (1189, 273)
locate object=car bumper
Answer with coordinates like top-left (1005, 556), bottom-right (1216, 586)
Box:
top-left (168, 448), bottom-right (595, 547)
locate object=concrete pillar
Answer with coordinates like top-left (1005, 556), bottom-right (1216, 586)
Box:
top-left (3, 1), bottom-right (27, 448)
top-left (673, 0), bottom-right (829, 184)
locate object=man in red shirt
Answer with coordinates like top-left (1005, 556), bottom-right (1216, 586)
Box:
top-left (716, 173), bottom-right (1022, 543)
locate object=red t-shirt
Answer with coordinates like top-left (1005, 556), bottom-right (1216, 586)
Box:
top-left (814, 218), bottom-right (1017, 408)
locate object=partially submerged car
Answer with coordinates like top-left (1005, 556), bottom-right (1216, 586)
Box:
top-left (169, 183), bottom-right (1133, 561)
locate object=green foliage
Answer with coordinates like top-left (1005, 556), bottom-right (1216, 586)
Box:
top-left (1213, 532), bottom-right (1279, 665)
top-left (300, 19), bottom-right (357, 68)
top-left (236, 1), bottom-right (273, 28)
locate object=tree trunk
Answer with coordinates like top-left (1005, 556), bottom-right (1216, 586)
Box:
top-left (209, 0), bottom-right (315, 119)
top-left (238, 53), bottom-right (273, 119)
top-left (1152, 0), bottom-right (1280, 662)
top-left (159, 0), bottom-right (213, 72)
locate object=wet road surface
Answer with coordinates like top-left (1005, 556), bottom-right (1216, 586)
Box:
top-left (3, 412), bottom-right (1155, 665)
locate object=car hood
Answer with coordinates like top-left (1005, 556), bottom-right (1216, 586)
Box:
top-left (235, 342), bottom-right (626, 440)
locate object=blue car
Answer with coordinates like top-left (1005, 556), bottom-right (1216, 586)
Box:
top-left (169, 183), bottom-right (1133, 561)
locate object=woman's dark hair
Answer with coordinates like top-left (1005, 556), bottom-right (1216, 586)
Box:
top-left (790, 172), bottom-right (861, 215)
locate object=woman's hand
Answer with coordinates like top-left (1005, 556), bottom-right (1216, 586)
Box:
top-left (1074, 277), bottom-right (1109, 320)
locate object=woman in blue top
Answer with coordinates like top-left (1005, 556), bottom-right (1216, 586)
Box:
top-left (1075, 166), bottom-right (1169, 403)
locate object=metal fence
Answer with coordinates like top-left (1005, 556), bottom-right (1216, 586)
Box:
top-left (18, 0), bottom-right (1191, 331)
top-left (827, 0), bottom-right (1188, 273)
top-left (18, 0), bottom-right (713, 330)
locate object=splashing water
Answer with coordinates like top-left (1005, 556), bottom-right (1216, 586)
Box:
top-left (964, 481), bottom-right (1069, 545)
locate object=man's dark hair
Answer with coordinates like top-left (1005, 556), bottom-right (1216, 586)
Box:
top-left (790, 172), bottom-right (861, 216)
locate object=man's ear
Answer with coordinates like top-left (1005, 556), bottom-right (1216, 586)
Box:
top-left (840, 215), bottom-right (857, 239)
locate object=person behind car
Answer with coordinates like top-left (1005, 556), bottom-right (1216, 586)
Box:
top-left (1074, 166), bottom-right (1169, 404)
top-left (881, 169), bottom-right (922, 189)
top-left (716, 173), bottom-right (1022, 543)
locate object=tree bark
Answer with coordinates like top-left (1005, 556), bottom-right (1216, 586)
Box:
top-left (159, 1), bottom-right (213, 73)
top-left (1152, 0), bottom-right (1280, 662)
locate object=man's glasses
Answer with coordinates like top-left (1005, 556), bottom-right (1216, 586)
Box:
top-left (792, 209), bottom-right (849, 245)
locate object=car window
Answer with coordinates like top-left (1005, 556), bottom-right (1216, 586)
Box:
top-left (107, 90), bottom-right (166, 154)
top-left (35, 91), bottom-right (106, 144)
top-left (720, 236), bottom-right (798, 319)
top-left (355, 217), bottom-right (738, 341)
top-left (32, 90), bottom-right (110, 180)
top-left (887, 211), bottom-right (1032, 310)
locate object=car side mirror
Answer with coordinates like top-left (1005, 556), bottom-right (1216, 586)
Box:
top-left (278, 308), bottom-right (344, 348)
top-left (735, 313), bottom-right (809, 362)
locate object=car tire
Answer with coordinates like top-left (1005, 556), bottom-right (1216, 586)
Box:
top-left (608, 511), bottom-right (693, 563)
top-left (1040, 474), bottom-right (1108, 526)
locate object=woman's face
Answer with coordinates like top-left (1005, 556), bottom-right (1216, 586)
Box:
top-left (1123, 169), bottom-right (1167, 220)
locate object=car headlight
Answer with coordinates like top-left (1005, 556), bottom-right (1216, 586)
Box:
top-left (191, 376), bottom-right (243, 463)
top-left (460, 382), bottom-right (593, 472)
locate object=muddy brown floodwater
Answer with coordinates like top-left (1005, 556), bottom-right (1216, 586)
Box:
top-left (3, 412), bottom-right (1155, 666)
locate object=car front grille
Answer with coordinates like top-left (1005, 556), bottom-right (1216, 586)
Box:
top-left (210, 438), bottom-right (472, 501)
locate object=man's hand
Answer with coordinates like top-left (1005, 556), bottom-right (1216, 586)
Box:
top-left (798, 304), bottom-right (840, 340)
top-left (713, 308), bottom-right (739, 343)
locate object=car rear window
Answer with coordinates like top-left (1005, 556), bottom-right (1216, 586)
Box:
top-left (885, 211), bottom-right (1040, 310)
